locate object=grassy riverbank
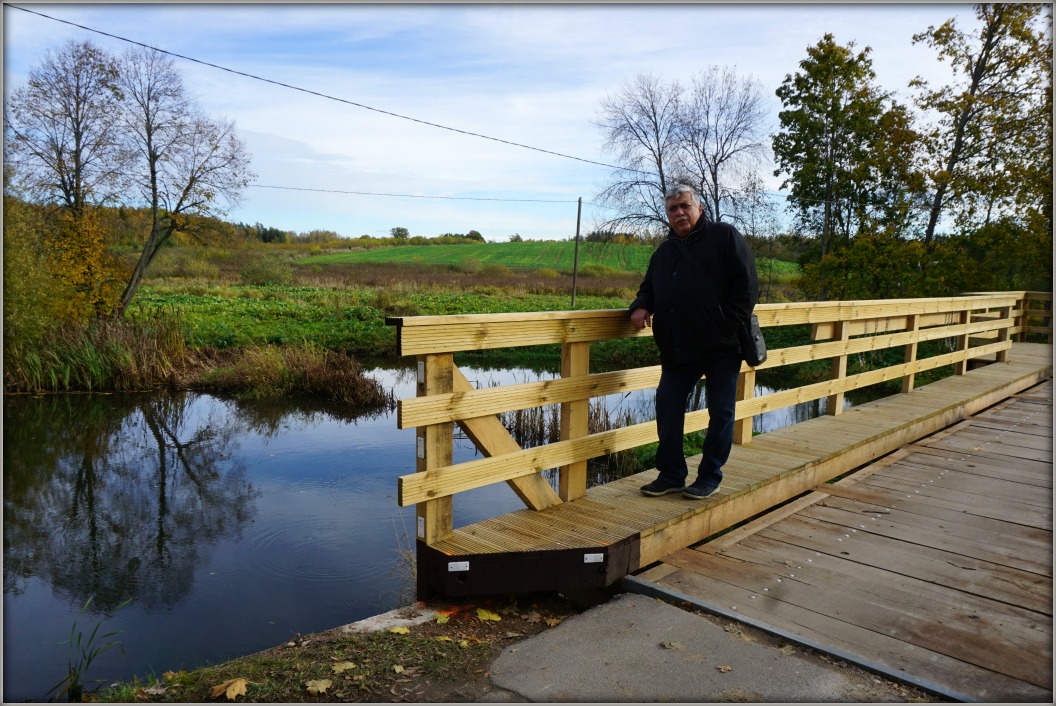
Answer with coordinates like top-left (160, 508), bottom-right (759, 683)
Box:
top-left (4, 240), bottom-right (804, 398)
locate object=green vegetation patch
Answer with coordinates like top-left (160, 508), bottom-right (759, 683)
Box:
top-left (300, 241), bottom-right (657, 274)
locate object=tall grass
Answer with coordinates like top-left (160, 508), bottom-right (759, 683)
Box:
top-left (200, 345), bottom-right (394, 408)
top-left (4, 308), bottom-right (188, 393)
top-left (498, 393), bottom-right (652, 487)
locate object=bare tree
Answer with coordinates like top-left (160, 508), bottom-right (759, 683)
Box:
top-left (4, 39), bottom-right (124, 214)
top-left (115, 47), bottom-right (255, 316)
top-left (677, 66), bottom-right (770, 224)
top-left (593, 74), bottom-right (682, 232)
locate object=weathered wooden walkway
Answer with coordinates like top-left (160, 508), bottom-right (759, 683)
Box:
top-left (628, 373), bottom-right (1053, 702)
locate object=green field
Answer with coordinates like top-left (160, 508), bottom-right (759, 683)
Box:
top-left (300, 240), bottom-right (654, 272)
top-left (302, 240), bottom-right (800, 276)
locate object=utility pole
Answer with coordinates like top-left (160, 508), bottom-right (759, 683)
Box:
top-left (571, 197), bottom-right (582, 308)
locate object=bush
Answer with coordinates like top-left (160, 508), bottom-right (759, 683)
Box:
top-left (180, 258), bottom-right (221, 281)
top-left (203, 345), bottom-right (393, 406)
top-left (240, 258), bottom-right (294, 286)
top-left (459, 257), bottom-right (483, 274)
top-left (480, 264), bottom-right (512, 278)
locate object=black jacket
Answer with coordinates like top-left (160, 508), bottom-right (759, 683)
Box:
top-left (629, 218), bottom-right (758, 365)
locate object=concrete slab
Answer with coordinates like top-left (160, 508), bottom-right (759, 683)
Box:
top-left (487, 592), bottom-right (905, 702)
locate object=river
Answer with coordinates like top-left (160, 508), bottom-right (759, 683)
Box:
top-left (2, 364), bottom-right (844, 702)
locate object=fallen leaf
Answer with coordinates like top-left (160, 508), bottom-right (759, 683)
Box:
top-left (210, 678), bottom-right (248, 701)
top-left (779, 644), bottom-right (797, 655)
top-left (162, 670), bottom-right (185, 681)
top-left (458, 639), bottom-right (470, 648)
top-left (142, 685), bottom-right (167, 696)
top-left (436, 614), bottom-right (450, 624)
top-left (477, 608), bottom-right (501, 622)
top-left (306, 679), bottom-right (331, 695)
top-left (388, 626), bottom-right (411, 634)
top-left (504, 631), bottom-right (523, 638)
top-left (526, 611), bottom-right (542, 623)
top-left (544, 617), bottom-right (562, 627)
top-left (718, 665), bottom-right (732, 673)
top-left (661, 641), bottom-right (685, 650)
top-left (332, 661), bottom-right (357, 673)
top-left (436, 635), bottom-right (454, 642)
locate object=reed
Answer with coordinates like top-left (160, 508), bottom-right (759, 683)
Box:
top-left (200, 345), bottom-right (394, 407)
top-left (498, 394), bottom-right (650, 487)
top-left (4, 308), bottom-right (188, 393)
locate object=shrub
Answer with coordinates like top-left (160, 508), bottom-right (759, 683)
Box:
top-left (481, 264), bottom-right (512, 278)
top-left (240, 258), bottom-right (294, 286)
top-left (180, 258), bottom-right (221, 281)
top-left (459, 257), bottom-right (483, 274)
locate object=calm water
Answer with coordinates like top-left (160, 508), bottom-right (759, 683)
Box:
top-left (2, 365), bottom-right (847, 702)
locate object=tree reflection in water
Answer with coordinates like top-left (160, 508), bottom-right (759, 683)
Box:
top-left (4, 392), bottom-right (258, 613)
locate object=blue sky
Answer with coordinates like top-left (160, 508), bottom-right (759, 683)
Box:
top-left (3, 2), bottom-right (981, 241)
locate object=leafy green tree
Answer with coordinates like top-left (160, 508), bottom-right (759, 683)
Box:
top-left (773, 34), bottom-right (918, 298)
top-left (911, 3), bottom-right (1051, 250)
top-left (773, 34), bottom-right (884, 254)
top-left (390, 227), bottom-right (410, 239)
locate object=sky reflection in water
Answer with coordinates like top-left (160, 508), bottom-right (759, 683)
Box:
top-left (2, 365), bottom-right (839, 701)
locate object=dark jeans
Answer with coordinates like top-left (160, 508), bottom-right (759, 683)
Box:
top-left (654, 350), bottom-right (742, 487)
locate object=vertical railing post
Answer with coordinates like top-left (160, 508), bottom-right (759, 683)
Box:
top-left (827, 320), bottom-right (849, 416)
top-left (902, 314), bottom-right (920, 393)
top-left (558, 341), bottom-right (590, 501)
top-left (415, 354), bottom-right (454, 549)
top-left (996, 305), bottom-right (1012, 363)
top-left (1016, 294), bottom-right (1028, 342)
top-left (733, 368), bottom-right (755, 444)
top-left (954, 309), bottom-right (972, 375)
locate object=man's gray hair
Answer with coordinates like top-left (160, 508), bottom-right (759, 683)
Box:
top-left (664, 184), bottom-right (700, 206)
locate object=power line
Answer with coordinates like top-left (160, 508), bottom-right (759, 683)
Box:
top-left (251, 184), bottom-right (579, 203)
top-left (10, 5), bottom-right (841, 213)
top-left (8, 4), bottom-right (641, 176)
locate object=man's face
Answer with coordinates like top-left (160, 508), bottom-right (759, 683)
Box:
top-left (665, 194), bottom-right (703, 237)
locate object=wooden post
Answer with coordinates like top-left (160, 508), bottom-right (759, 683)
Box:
top-left (1015, 294), bottom-right (1027, 343)
top-left (996, 305), bottom-right (1011, 363)
top-left (954, 309), bottom-right (972, 375)
top-left (733, 369), bottom-right (755, 445)
top-left (559, 341), bottom-right (590, 501)
top-left (826, 320), bottom-right (849, 416)
top-left (901, 314), bottom-right (919, 393)
top-left (415, 354), bottom-right (454, 546)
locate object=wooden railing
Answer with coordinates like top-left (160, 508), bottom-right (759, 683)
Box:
top-left (387, 290), bottom-right (1051, 546)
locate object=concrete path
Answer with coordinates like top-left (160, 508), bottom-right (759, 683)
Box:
top-left (483, 593), bottom-right (917, 703)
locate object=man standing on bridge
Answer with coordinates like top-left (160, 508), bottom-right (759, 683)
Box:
top-left (629, 184), bottom-right (759, 499)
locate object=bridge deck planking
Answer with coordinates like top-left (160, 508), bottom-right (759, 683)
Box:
top-left (632, 377), bottom-right (1053, 702)
top-left (432, 344), bottom-right (1051, 560)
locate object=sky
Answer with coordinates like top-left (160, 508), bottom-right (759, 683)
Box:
top-left (3, 1), bottom-right (985, 241)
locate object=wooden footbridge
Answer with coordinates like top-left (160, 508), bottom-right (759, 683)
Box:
top-left (386, 291), bottom-right (1051, 606)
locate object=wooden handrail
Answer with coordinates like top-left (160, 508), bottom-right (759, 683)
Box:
top-left (388, 292), bottom-right (1042, 545)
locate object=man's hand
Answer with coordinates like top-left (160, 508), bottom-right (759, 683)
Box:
top-left (630, 308), bottom-right (652, 330)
